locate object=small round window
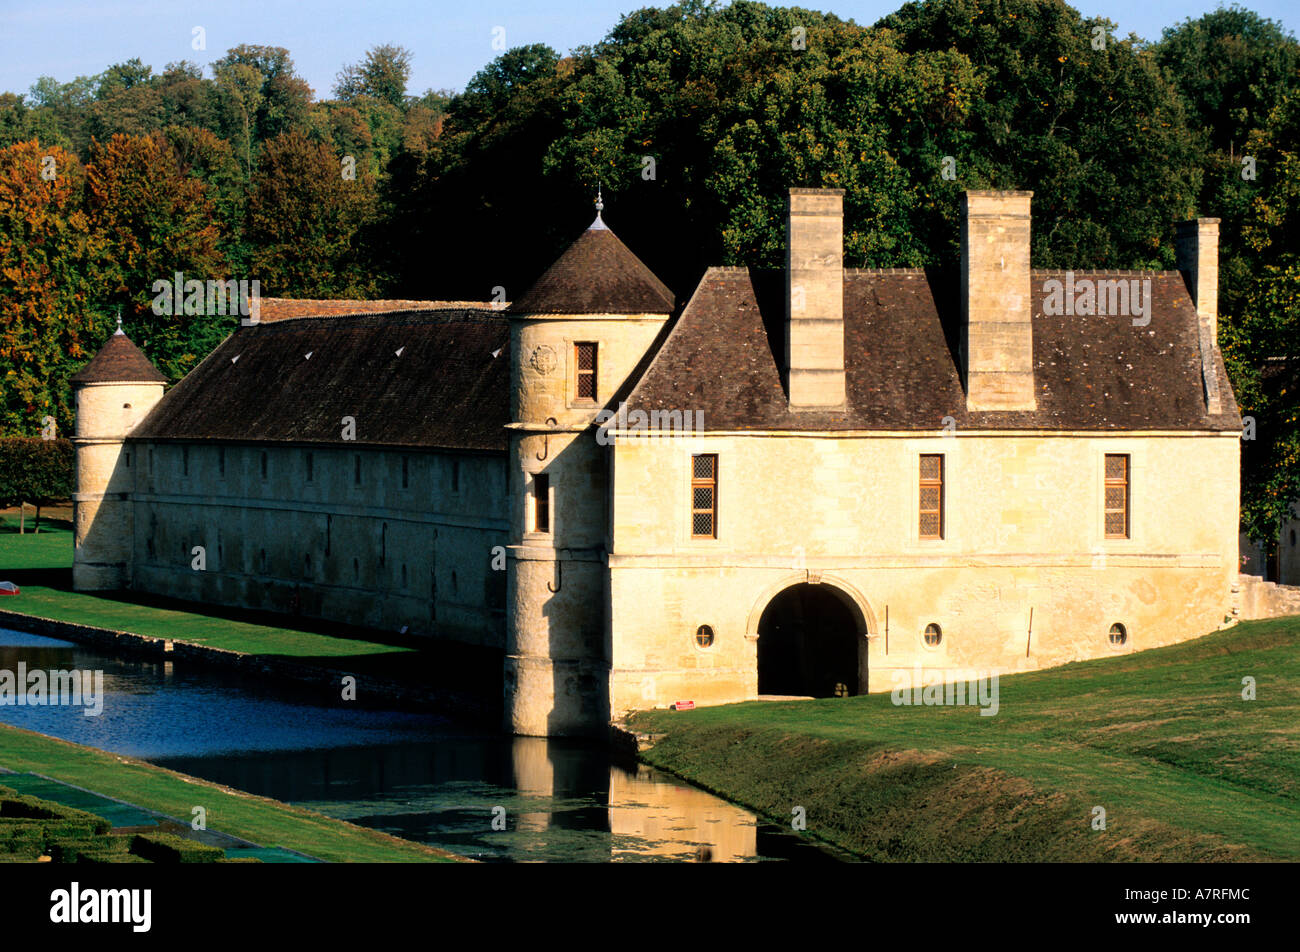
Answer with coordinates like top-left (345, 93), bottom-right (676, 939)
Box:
top-left (923, 623), bottom-right (942, 647)
top-left (1108, 623), bottom-right (1127, 646)
top-left (695, 625), bottom-right (715, 648)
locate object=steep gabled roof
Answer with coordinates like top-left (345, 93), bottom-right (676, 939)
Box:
top-left (70, 330), bottom-right (168, 385)
top-left (511, 220), bottom-right (675, 315)
top-left (131, 309), bottom-right (510, 451)
top-left (623, 267), bottom-right (1240, 432)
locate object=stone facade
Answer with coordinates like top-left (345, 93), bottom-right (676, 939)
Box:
top-left (71, 188), bottom-right (1244, 738)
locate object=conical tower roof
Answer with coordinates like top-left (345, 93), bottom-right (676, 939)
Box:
top-left (511, 216), bottom-right (675, 315)
top-left (70, 325), bottom-right (167, 384)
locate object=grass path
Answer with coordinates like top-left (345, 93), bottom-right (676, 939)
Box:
top-left (0, 723), bottom-right (461, 862)
top-left (632, 618), bottom-right (1300, 862)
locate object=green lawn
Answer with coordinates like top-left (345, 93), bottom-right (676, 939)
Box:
top-left (632, 618), bottom-right (1300, 862)
top-left (0, 523), bottom-right (415, 661)
top-left (0, 723), bottom-right (460, 862)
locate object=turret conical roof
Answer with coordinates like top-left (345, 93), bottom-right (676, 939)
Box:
top-left (511, 219), bottom-right (675, 315)
top-left (70, 328), bottom-right (167, 384)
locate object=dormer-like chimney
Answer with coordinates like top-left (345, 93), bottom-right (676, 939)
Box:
top-left (786, 188), bottom-right (845, 409)
top-left (962, 191), bottom-right (1036, 412)
top-left (1175, 217), bottom-right (1222, 414)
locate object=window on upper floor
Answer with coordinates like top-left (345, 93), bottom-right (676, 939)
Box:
top-left (919, 454), bottom-right (944, 540)
top-left (575, 342), bottom-right (598, 403)
top-left (691, 454), bottom-right (717, 539)
top-left (1104, 454), bottom-right (1129, 539)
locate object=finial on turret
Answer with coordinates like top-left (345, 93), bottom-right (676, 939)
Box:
top-left (590, 182), bottom-right (608, 230)
top-left (114, 310), bottom-right (124, 336)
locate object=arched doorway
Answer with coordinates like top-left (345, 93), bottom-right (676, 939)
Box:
top-left (757, 583), bottom-right (862, 697)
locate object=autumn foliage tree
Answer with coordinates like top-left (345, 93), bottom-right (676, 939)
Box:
top-left (86, 132), bottom-right (225, 381)
top-left (246, 130), bottom-right (380, 297)
top-left (0, 140), bottom-right (102, 437)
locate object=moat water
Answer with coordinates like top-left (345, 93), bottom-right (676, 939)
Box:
top-left (0, 629), bottom-right (840, 862)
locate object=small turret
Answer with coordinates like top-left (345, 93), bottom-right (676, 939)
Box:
top-left (504, 197), bottom-right (675, 736)
top-left (70, 322), bottom-right (167, 590)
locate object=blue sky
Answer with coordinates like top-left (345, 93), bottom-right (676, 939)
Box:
top-left (1, 0), bottom-right (1297, 99)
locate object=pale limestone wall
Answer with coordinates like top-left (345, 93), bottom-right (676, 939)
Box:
top-left (505, 312), bottom-right (667, 736)
top-left (1237, 573), bottom-right (1300, 619)
top-left (606, 430), bottom-right (1240, 716)
top-left (125, 441), bottom-right (508, 644)
top-left (72, 381), bottom-right (165, 590)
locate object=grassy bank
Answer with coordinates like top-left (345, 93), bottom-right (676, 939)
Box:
top-left (0, 723), bottom-right (460, 862)
top-left (0, 525), bottom-right (413, 661)
top-left (632, 618), bottom-right (1300, 862)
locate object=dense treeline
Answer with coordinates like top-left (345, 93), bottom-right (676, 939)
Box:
top-left (0, 0), bottom-right (1297, 541)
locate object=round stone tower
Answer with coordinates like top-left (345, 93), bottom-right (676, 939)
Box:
top-left (70, 322), bottom-right (167, 591)
top-left (505, 203), bottom-right (675, 736)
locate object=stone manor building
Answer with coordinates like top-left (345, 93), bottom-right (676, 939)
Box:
top-left (71, 188), bottom-right (1242, 736)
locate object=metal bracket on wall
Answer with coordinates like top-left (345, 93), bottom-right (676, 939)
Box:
top-left (547, 555), bottom-right (562, 593)
top-left (536, 417), bottom-right (559, 461)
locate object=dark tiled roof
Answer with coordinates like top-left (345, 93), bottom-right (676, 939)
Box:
top-left (70, 332), bottom-right (167, 384)
top-left (257, 298), bottom-right (504, 322)
top-left (511, 223), bottom-right (675, 315)
top-left (624, 267), bottom-right (1240, 432)
top-left (131, 310), bottom-right (509, 451)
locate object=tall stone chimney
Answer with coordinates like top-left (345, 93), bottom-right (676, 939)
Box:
top-left (1175, 218), bottom-right (1220, 345)
top-left (1175, 217), bottom-right (1222, 414)
top-left (962, 190), bottom-right (1036, 412)
top-left (786, 188), bottom-right (846, 409)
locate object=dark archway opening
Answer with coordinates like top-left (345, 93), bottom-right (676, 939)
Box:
top-left (757, 584), bottom-right (860, 698)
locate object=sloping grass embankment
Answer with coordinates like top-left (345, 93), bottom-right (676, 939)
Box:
top-left (632, 618), bottom-right (1300, 862)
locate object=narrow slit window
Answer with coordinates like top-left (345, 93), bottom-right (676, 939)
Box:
top-left (575, 342), bottom-right (597, 402)
top-left (1104, 454), bottom-right (1129, 539)
top-left (402, 456), bottom-right (409, 489)
top-left (260, 451), bottom-right (267, 480)
top-left (919, 454), bottom-right (944, 539)
top-left (532, 473), bottom-right (550, 533)
top-left (691, 454), bottom-right (717, 538)
top-left (305, 451), bottom-right (314, 482)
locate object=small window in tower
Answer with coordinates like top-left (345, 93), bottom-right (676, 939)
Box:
top-left (1104, 454), bottom-right (1129, 539)
top-left (691, 454), bottom-right (717, 538)
top-left (919, 455), bottom-right (944, 539)
top-left (305, 451), bottom-right (314, 482)
top-left (532, 473), bottom-right (550, 533)
top-left (575, 342), bottom-right (598, 402)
